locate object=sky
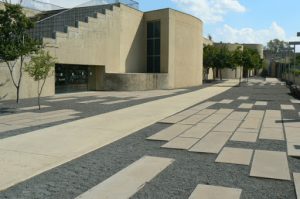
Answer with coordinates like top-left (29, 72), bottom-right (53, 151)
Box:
top-left (19, 0), bottom-right (300, 47)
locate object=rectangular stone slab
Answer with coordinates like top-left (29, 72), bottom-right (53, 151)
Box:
top-left (226, 112), bottom-right (248, 121)
top-left (250, 150), bottom-right (291, 180)
top-left (213, 120), bottom-right (241, 133)
top-left (47, 98), bottom-right (76, 102)
top-left (201, 114), bottom-right (230, 124)
top-left (265, 110), bottom-right (281, 119)
top-left (281, 104), bottom-right (295, 110)
top-left (291, 99), bottom-right (300, 104)
top-left (159, 115), bottom-right (188, 124)
top-left (176, 109), bottom-right (199, 117)
top-left (246, 110), bottom-right (265, 119)
top-left (188, 184), bottom-right (242, 199)
top-left (76, 156), bottom-right (174, 199)
top-left (230, 132), bottom-right (258, 143)
top-left (179, 114), bottom-right (209, 125)
top-left (189, 132), bottom-right (232, 154)
top-left (180, 123), bottom-right (216, 139)
top-left (219, 99), bottom-right (233, 104)
top-left (259, 128), bottom-right (285, 141)
top-left (216, 147), bottom-right (253, 165)
top-left (240, 118), bottom-right (262, 130)
top-left (162, 137), bottom-right (199, 150)
top-left (255, 101), bottom-right (268, 106)
top-left (238, 96), bottom-right (249, 100)
top-left (293, 173), bottom-right (300, 199)
top-left (239, 103), bottom-right (253, 109)
top-left (189, 101), bottom-right (216, 111)
top-left (147, 124), bottom-right (192, 141)
top-left (196, 109), bottom-right (217, 115)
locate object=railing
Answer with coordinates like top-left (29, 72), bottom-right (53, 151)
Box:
top-left (0, 0), bottom-right (65, 11)
top-left (79, 0), bottom-right (139, 9)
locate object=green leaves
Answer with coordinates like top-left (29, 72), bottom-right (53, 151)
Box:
top-left (25, 50), bottom-right (55, 81)
top-left (0, 3), bottom-right (39, 62)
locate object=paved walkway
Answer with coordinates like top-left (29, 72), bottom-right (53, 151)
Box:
top-left (1, 78), bottom-right (300, 199)
top-left (0, 81), bottom-right (233, 191)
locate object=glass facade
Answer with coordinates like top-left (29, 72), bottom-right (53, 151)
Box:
top-left (147, 21), bottom-right (161, 73)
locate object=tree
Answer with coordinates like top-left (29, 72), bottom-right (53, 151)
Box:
top-left (232, 46), bottom-right (244, 85)
top-left (214, 45), bottom-right (233, 80)
top-left (0, 2), bottom-right (39, 103)
top-left (241, 47), bottom-right (261, 82)
top-left (203, 45), bottom-right (217, 80)
top-left (267, 39), bottom-right (288, 54)
top-left (25, 50), bottom-right (55, 110)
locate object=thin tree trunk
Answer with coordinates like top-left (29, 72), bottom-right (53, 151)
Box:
top-left (38, 79), bottom-right (47, 110)
top-left (16, 56), bottom-right (24, 104)
top-left (220, 69), bottom-right (223, 80)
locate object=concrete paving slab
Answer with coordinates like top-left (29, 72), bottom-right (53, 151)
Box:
top-left (259, 128), bottom-right (285, 141)
top-left (230, 132), bottom-right (258, 143)
top-left (262, 119), bottom-right (283, 128)
top-left (76, 156), bottom-right (174, 199)
top-left (281, 105), bottom-right (295, 110)
top-left (196, 109), bottom-right (217, 115)
top-left (176, 109), bottom-right (199, 117)
top-left (18, 106), bottom-right (50, 111)
top-left (293, 173), bottom-right (300, 199)
top-left (101, 100), bottom-right (129, 105)
top-left (147, 124), bottom-right (192, 141)
top-left (179, 114), bottom-right (209, 125)
top-left (240, 118), bottom-right (262, 130)
top-left (180, 123), bottom-right (216, 139)
top-left (216, 109), bottom-right (234, 115)
top-left (238, 96), bottom-right (249, 100)
top-left (189, 132), bottom-right (232, 154)
top-left (283, 120), bottom-right (300, 128)
top-left (161, 137), bottom-right (199, 150)
top-left (219, 99), bottom-right (233, 104)
top-left (239, 103), bottom-right (254, 109)
top-left (213, 120), bottom-right (241, 132)
top-left (236, 128), bottom-right (259, 133)
top-left (291, 99), bottom-right (300, 104)
top-left (287, 143), bottom-right (300, 157)
top-left (246, 110), bottom-right (265, 119)
top-left (189, 101), bottom-right (216, 111)
top-left (159, 115), bottom-right (188, 124)
top-left (226, 112), bottom-right (248, 121)
top-left (0, 85), bottom-right (232, 191)
top-left (255, 101), bottom-right (268, 106)
top-left (250, 150), bottom-right (291, 181)
top-left (265, 110), bottom-right (281, 119)
top-left (216, 147), bottom-right (253, 165)
top-left (188, 184), bottom-right (242, 199)
top-left (78, 99), bottom-right (107, 104)
top-left (47, 98), bottom-right (76, 102)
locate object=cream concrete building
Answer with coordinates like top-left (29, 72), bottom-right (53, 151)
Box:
top-left (0, 1), bottom-right (203, 100)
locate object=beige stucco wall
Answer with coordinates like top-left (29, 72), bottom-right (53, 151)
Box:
top-left (1, 4), bottom-right (204, 100)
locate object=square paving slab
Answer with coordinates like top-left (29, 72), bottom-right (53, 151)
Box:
top-left (216, 147), bottom-right (254, 165)
top-left (188, 184), bottom-right (242, 199)
top-left (189, 131), bottom-right (232, 154)
top-left (291, 99), bottom-right (300, 104)
top-left (259, 127), bottom-right (285, 141)
top-left (230, 132), bottom-right (258, 143)
top-left (250, 150), bottom-right (291, 181)
top-left (161, 137), bottom-right (199, 150)
top-left (180, 123), bottom-right (215, 139)
top-left (76, 156), bottom-right (174, 199)
top-left (147, 124), bottom-right (192, 141)
top-left (239, 103), bottom-right (254, 109)
top-left (281, 104), bottom-right (295, 110)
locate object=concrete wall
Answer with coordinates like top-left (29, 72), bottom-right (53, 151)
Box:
top-left (104, 73), bottom-right (169, 90)
top-left (170, 10), bottom-right (203, 88)
top-left (1, 4), bottom-right (204, 100)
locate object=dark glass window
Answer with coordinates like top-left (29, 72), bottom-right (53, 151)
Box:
top-left (147, 21), bottom-right (161, 73)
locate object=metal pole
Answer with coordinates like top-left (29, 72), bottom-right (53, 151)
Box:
top-left (294, 45), bottom-right (296, 84)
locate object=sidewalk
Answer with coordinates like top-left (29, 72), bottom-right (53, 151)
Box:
top-left (0, 82), bottom-right (233, 191)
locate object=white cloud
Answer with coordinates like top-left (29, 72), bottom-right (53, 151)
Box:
top-left (172, 0), bottom-right (246, 23)
top-left (213, 22), bottom-right (290, 44)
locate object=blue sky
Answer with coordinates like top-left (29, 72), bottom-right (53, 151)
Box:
top-left (29, 0), bottom-right (300, 46)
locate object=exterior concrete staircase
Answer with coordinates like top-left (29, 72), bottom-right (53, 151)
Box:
top-left (30, 3), bottom-right (120, 40)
